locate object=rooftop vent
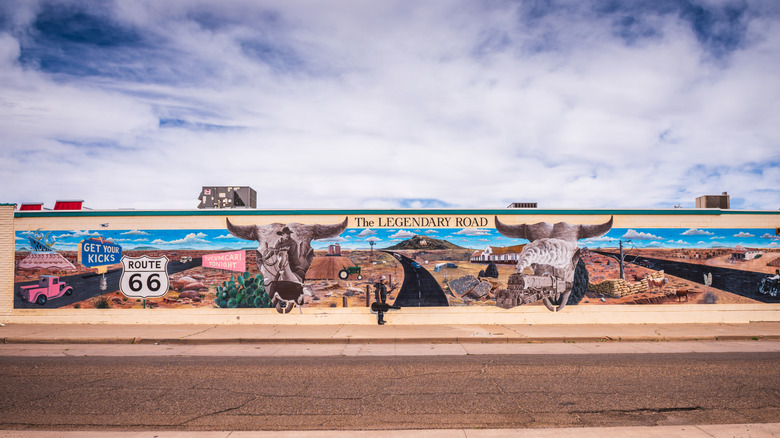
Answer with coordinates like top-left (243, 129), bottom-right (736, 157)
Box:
top-left (695, 192), bottom-right (729, 209)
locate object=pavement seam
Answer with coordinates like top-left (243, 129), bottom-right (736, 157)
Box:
top-left (1, 334), bottom-right (777, 345)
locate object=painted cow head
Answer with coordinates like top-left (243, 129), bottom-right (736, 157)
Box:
top-left (495, 216), bottom-right (613, 311)
top-left (226, 217), bottom-right (348, 312)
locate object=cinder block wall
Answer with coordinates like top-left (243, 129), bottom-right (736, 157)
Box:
top-left (0, 205), bottom-right (14, 318)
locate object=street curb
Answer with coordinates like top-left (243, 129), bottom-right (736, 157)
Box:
top-left (2, 334), bottom-right (776, 345)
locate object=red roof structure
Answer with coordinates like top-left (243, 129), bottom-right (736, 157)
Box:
top-left (18, 203), bottom-right (44, 211)
top-left (53, 200), bottom-right (84, 210)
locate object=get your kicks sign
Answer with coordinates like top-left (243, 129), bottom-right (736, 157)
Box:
top-left (78, 237), bottom-right (122, 268)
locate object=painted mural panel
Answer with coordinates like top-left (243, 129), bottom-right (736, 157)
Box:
top-left (12, 215), bottom-right (780, 311)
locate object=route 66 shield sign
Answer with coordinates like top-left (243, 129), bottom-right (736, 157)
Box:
top-left (120, 255), bottom-right (170, 298)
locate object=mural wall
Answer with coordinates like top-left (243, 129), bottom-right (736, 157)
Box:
top-left (12, 213), bottom-right (780, 312)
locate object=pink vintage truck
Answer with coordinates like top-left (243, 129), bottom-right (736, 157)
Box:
top-left (20, 275), bottom-right (73, 305)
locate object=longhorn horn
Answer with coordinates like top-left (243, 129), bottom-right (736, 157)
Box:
top-left (557, 290), bottom-right (571, 312)
top-left (542, 297), bottom-right (556, 312)
top-left (310, 217), bottom-right (349, 240)
top-left (495, 216), bottom-right (530, 240)
top-left (226, 218), bottom-right (260, 241)
top-left (495, 216), bottom-right (556, 242)
top-left (578, 216), bottom-right (614, 240)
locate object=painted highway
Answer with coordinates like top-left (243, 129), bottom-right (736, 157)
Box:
top-left (593, 251), bottom-right (776, 303)
top-left (385, 251), bottom-right (449, 307)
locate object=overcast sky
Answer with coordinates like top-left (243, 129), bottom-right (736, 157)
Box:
top-left (1, 0), bottom-right (778, 211)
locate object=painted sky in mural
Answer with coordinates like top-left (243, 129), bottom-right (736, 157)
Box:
top-left (15, 227), bottom-right (780, 252)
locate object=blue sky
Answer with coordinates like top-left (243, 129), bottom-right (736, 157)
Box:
top-left (16, 226), bottom-right (780, 252)
top-left (1, 1), bottom-right (779, 210)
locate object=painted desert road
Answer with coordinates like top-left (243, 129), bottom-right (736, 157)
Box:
top-left (385, 251), bottom-right (449, 307)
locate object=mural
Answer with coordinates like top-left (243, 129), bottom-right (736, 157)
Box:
top-left (12, 216), bottom-right (780, 311)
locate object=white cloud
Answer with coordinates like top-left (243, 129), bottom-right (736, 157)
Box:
top-left (682, 228), bottom-right (713, 236)
top-left (582, 236), bottom-right (619, 244)
top-left (214, 234), bottom-right (237, 239)
top-left (761, 233), bottom-right (780, 240)
top-left (121, 230), bottom-right (150, 236)
top-left (668, 239), bottom-right (689, 245)
top-left (151, 232), bottom-right (208, 245)
top-left (57, 230), bottom-right (101, 239)
top-left (356, 229), bottom-right (376, 237)
top-left (111, 238), bottom-right (148, 243)
top-left (319, 236), bottom-right (348, 243)
top-left (365, 236), bottom-right (381, 242)
top-left (734, 232), bottom-right (754, 238)
top-left (622, 230), bottom-right (661, 240)
top-left (454, 228), bottom-right (492, 236)
top-left (389, 230), bottom-right (416, 239)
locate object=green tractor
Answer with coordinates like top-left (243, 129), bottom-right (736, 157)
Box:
top-left (338, 266), bottom-right (363, 280)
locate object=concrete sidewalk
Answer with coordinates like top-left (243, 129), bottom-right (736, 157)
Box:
top-left (2, 322), bottom-right (780, 344)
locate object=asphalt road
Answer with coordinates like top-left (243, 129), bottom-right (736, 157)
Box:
top-left (593, 251), bottom-right (777, 303)
top-left (14, 257), bottom-right (202, 309)
top-left (385, 251), bottom-right (449, 307)
top-left (1, 352), bottom-right (778, 431)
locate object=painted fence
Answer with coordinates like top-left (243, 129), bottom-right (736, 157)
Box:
top-left (2, 204), bottom-right (780, 324)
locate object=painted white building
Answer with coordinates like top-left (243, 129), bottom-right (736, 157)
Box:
top-left (470, 244), bottom-right (526, 264)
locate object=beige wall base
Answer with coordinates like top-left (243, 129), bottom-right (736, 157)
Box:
top-left (3, 304), bottom-right (779, 325)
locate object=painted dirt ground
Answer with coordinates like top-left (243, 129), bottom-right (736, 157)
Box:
top-left (15, 246), bottom-right (772, 310)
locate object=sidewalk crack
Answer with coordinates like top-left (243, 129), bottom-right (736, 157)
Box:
top-left (331, 325), bottom-right (345, 339)
top-left (693, 425), bottom-right (718, 438)
top-left (179, 325), bottom-right (218, 340)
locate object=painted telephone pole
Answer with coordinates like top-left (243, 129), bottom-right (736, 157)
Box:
top-left (604, 240), bottom-right (633, 281)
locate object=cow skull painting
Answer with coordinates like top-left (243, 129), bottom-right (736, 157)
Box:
top-left (226, 217), bottom-right (348, 313)
top-left (494, 216), bottom-right (613, 312)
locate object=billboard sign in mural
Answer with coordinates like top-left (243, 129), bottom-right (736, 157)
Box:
top-left (202, 250), bottom-right (245, 272)
top-left (78, 238), bottom-right (122, 268)
top-left (11, 211), bottom-right (780, 311)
